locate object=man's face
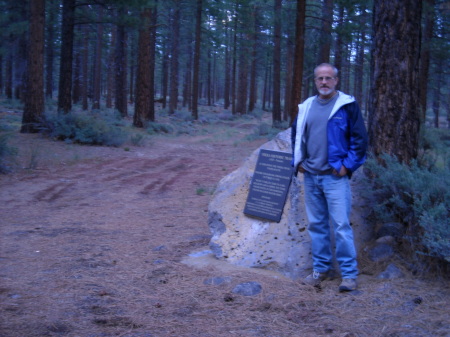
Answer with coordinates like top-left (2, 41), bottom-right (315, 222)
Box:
top-left (314, 66), bottom-right (338, 99)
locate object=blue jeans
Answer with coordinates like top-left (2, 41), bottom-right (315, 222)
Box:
top-left (303, 172), bottom-right (358, 278)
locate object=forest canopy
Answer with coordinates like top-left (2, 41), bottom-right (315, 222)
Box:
top-left (0, 0), bottom-right (448, 129)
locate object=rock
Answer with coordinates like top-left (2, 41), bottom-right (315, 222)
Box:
top-left (208, 129), bottom-right (311, 279)
top-left (376, 222), bottom-right (404, 240)
top-left (376, 235), bottom-right (395, 245)
top-left (369, 243), bottom-right (394, 262)
top-left (377, 263), bottom-right (405, 279)
top-left (203, 276), bottom-right (232, 285)
top-left (232, 281), bottom-right (262, 296)
top-left (208, 129), bottom-right (370, 280)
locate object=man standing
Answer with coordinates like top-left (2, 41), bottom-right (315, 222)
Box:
top-left (291, 63), bottom-right (368, 292)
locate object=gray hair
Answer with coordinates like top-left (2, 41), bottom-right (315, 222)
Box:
top-left (314, 63), bottom-right (339, 77)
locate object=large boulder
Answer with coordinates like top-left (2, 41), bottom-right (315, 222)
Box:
top-left (208, 129), bottom-right (371, 280)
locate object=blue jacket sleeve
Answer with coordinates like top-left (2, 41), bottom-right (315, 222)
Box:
top-left (343, 101), bottom-right (368, 172)
top-left (290, 117), bottom-right (297, 167)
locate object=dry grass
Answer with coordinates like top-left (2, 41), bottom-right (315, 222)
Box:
top-left (0, 107), bottom-right (449, 337)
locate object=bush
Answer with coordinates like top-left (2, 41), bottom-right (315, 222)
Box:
top-left (146, 122), bottom-right (174, 135)
top-left (43, 112), bottom-right (128, 147)
top-left (364, 129), bottom-right (450, 263)
top-left (245, 121), bottom-right (290, 141)
top-left (0, 133), bottom-right (18, 173)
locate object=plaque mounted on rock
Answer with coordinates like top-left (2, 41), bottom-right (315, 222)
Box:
top-left (244, 149), bottom-right (293, 222)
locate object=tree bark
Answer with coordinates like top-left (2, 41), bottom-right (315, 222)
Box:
top-left (92, 6), bottom-right (103, 110)
top-left (72, 49), bottom-right (81, 104)
top-left (133, 7), bottom-right (152, 128)
top-left (290, 0), bottom-right (306, 124)
top-left (272, 0), bottom-right (282, 123)
top-left (115, 7), bottom-right (128, 117)
top-left (0, 56), bottom-right (2, 94)
top-left (45, 1), bottom-right (56, 99)
top-left (57, 0), bottom-right (75, 114)
top-left (369, 0), bottom-right (422, 163)
top-left (334, 4), bottom-right (344, 79)
top-left (316, 0), bottom-right (333, 64)
top-left (169, 2), bottom-right (181, 115)
top-left (354, 5), bottom-right (367, 107)
top-left (419, 0), bottom-right (435, 121)
top-left (231, 1), bottom-right (238, 114)
top-left (161, 40), bottom-right (169, 108)
top-left (148, 1), bottom-right (157, 121)
top-left (106, 28), bottom-right (116, 109)
top-left (283, 37), bottom-right (294, 121)
top-left (432, 59), bottom-right (443, 128)
top-left (5, 52), bottom-right (12, 99)
top-left (207, 50), bottom-right (212, 106)
top-left (224, 20), bottom-right (231, 110)
top-left (21, 0), bottom-right (45, 133)
top-left (192, 0), bottom-right (202, 119)
top-left (81, 24), bottom-right (89, 111)
top-left (248, 5), bottom-right (259, 113)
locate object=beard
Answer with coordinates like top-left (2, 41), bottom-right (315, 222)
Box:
top-left (318, 86), bottom-right (334, 96)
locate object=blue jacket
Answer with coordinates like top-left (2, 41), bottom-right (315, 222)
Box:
top-left (291, 91), bottom-right (368, 177)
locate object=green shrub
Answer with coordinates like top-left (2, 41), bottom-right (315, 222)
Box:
top-left (245, 121), bottom-right (289, 141)
top-left (0, 133), bottom-right (18, 173)
top-left (146, 122), bottom-right (174, 135)
top-left (130, 133), bottom-right (146, 146)
top-left (364, 130), bottom-right (450, 263)
top-left (44, 112), bottom-right (128, 147)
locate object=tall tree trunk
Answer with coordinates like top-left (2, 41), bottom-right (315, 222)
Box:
top-left (92, 6), bottom-right (103, 110)
top-left (128, 33), bottom-right (136, 104)
top-left (0, 56), bottom-right (2, 94)
top-left (290, 0), bottom-right (306, 124)
top-left (81, 24), bottom-right (89, 111)
top-left (283, 36), bottom-right (294, 121)
top-left (419, 0), bottom-right (435, 121)
top-left (21, 0), bottom-right (45, 133)
top-left (341, 52), bottom-right (351, 93)
top-left (369, 0), bottom-right (422, 164)
top-left (115, 8), bottom-right (127, 117)
top-left (57, 0), bottom-right (75, 114)
top-left (262, 53), bottom-right (269, 111)
top-left (231, 1), bottom-right (238, 114)
top-left (447, 87), bottom-right (450, 129)
top-left (183, 42), bottom-right (192, 109)
top-left (272, 0), bottom-right (282, 123)
top-left (248, 5), bottom-right (259, 113)
top-left (14, 4), bottom-right (27, 102)
top-left (5, 52), bottom-right (12, 99)
top-left (207, 49), bottom-right (212, 106)
top-left (354, 5), bottom-right (367, 107)
top-left (106, 28), bottom-right (116, 109)
top-left (169, 2), bottom-right (180, 115)
top-left (133, 7), bottom-right (152, 128)
top-left (45, 0), bottom-right (56, 99)
top-left (148, 1), bottom-right (157, 121)
top-left (192, 0), bottom-right (202, 119)
top-left (316, 0), bottom-right (333, 64)
top-left (432, 59), bottom-right (443, 128)
top-left (161, 41), bottom-right (169, 108)
top-left (334, 5), bottom-right (344, 75)
top-left (224, 21), bottom-right (231, 110)
top-left (72, 49), bottom-right (81, 104)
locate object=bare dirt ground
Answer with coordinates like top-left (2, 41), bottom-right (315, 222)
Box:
top-left (0, 109), bottom-right (449, 337)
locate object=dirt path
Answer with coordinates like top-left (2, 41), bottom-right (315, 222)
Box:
top-left (0, 128), bottom-right (449, 337)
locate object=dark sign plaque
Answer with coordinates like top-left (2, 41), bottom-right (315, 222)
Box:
top-left (244, 149), bottom-right (293, 222)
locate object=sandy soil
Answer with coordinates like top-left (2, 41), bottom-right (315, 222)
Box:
top-left (0, 111), bottom-right (449, 337)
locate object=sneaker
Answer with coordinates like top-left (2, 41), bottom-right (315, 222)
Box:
top-left (339, 278), bottom-right (357, 292)
top-left (303, 270), bottom-right (334, 286)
